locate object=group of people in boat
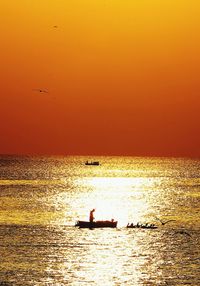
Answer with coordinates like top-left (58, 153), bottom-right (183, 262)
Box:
top-left (127, 222), bottom-right (157, 229)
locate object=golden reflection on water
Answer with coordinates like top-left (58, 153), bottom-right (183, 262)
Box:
top-left (73, 176), bottom-right (156, 226)
top-left (0, 179), bottom-right (61, 185)
top-left (1, 156), bottom-right (200, 285)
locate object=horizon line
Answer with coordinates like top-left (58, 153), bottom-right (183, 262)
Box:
top-left (0, 153), bottom-right (199, 160)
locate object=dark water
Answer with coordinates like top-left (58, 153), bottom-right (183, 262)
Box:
top-left (0, 156), bottom-right (199, 285)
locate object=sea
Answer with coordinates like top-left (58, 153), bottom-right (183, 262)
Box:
top-left (0, 155), bottom-right (199, 285)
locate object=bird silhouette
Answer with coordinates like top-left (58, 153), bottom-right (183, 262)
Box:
top-left (33, 89), bottom-right (48, 93)
top-left (155, 217), bottom-right (176, 225)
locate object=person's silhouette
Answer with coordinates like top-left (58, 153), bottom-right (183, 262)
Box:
top-left (89, 209), bottom-right (95, 222)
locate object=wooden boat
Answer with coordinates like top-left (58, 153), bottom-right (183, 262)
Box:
top-left (75, 220), bottom-right (117, 228)
top-left (85, 161), bottom-right (100, 166)
top-left (127, 223), bottom-right (158, 229)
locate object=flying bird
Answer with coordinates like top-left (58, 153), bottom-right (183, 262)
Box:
top-left (33, 89), bottom-right (48, 93)
top-left (155, 217), bottom-right (176, 225)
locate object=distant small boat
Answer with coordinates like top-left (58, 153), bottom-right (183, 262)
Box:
top-left (75, 220), bottom-right (117, 228)
top-left (85, 161), bottom-right (100, 166)
top-left (127, 223), bottom-right (158, 229)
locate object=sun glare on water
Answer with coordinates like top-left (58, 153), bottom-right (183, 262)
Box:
top-left (75, 177), bottom-right (154, 226)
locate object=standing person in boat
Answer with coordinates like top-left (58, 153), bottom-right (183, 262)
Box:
top-left (89, 209), bottom-right (95, 222)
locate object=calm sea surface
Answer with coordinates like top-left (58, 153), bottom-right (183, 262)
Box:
top-left (0, 156), bottom-right (199, 285)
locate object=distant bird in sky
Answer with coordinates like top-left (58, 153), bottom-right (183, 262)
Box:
top-left (155, 217), bottom-right (176, 225)
top-left (33, 89), bottom-right (48, 93)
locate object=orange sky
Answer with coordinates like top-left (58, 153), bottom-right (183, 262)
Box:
top-left (0, 0), bottom-right (200, 157)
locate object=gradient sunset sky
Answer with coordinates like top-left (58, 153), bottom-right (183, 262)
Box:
top-left (0, 0), bottom-right (200, 157)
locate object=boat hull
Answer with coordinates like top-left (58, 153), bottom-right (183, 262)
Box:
top-left (85, 161), bottom-right (100, 166)
top-left (75, 220), bottom-right (117, 228)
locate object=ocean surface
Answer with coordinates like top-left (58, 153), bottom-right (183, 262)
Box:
top-left (0, 155), bottom-right (199, 285)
